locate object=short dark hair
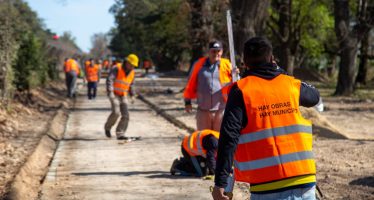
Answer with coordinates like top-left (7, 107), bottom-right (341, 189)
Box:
top-left (243, 37), bottom-right (272, 66)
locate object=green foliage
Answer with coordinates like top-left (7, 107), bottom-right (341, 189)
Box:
top-left (109, 0), bottom-right (190, 71)
top-left (268, 0), bottom-right (335, 70)
top-left (299, 1), bottom-right (334, 59)
top-left (0, 0), bottom-right (80, 95)
top-left (12, 32), bottom-right (47, 90)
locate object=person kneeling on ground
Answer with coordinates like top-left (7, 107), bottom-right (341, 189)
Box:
top-left (170, 129), bottom-right (219, 177)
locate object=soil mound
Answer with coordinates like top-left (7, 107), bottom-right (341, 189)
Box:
top-left (300, 107), bottom-right (347, 139)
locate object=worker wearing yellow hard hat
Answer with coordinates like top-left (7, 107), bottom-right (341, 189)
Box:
top-left (126, 54), bottom-right (139, 67)
top-left (104, 53), bottom-right (139, 140)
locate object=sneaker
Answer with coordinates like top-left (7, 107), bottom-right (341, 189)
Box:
top-left (105, 130), bottom-right (111, 138)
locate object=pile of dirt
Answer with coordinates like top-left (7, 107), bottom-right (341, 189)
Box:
top-left (0, 81), bottom-right (70, 198)
top-left (300, 107), bottom-right (347, 139)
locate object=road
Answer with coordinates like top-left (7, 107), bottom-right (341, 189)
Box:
top-left (39, 85), bottom-right (214, 199)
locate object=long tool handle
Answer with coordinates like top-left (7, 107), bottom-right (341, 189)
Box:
top-left (226, 10), bottom-right (237, 82)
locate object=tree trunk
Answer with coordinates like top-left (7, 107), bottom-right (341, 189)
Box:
top-left (187, 0), bottom-right (213, 72)
top-left (231, 0), bottom-right (270, 58)
top-left (355, 19), bottom-right (370, 86)
top-left (276, 0), bottom-right (296, 74)
top-left (334, 0), bottom-right (359, 96)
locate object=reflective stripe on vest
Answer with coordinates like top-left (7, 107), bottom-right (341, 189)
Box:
top-left (238, 125), bottom-right (312, 144)
top-left (187, 131), bottom-right (204, 156)
top-left (182, 129), bottom-right (220, 157)
top-left (235, 151), bottom-right (314, 171)
top-left (234, 74), bottom-right (315, 186)
top-left (113, 66), bottom-right (134, 96)
top-left (183, 57), bottom-right (232, 100)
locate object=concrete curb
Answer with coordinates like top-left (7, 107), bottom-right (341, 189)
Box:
top-left (4, 103), bottom-right (70, 200)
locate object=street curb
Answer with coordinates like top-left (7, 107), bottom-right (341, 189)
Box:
top-left (137, 94), bottom-right (195, 133)
top-left (4, 103), bottom-right (71, 200)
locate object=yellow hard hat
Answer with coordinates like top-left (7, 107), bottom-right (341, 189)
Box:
top-left (126, 54), bottom-right (139, 67)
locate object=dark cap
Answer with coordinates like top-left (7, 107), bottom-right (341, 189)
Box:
top-left (209, 40), bottom-right (223, 50)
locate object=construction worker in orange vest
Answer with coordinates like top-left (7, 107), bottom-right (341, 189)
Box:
top-left (103, 59), bottom-right (110, 70)
top-left (104, 54), bottom-right (138, 140)
top-left (212, 37), bottom-right (321, 200)
top-left (85, 59), bottom-right (101, 100)
top-left (170, 129), bottom-right (219, 177)
top-left (64, 57), bottom-right (80, 98)
top-left (184, 40), bottom-right (232, 132)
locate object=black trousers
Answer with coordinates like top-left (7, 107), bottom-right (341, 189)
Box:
top-left (87, 81), bottom-right (97, 99)
top-left (175, 146), bottom-right (207, 176)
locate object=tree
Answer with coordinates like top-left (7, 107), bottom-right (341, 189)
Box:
top-left (0, 0), bottom-right (17, 98)
top-left (231, 0), bottom-right (270, 59)
top-left (268, 0), bottom-right (334, 75)
top-left (334, 0), bottom-right (373, 95)
top-left (12, 32), bottom-right (45, 90)
top-left (109, 0), bottom-right (189, 71)
top-left (90, 33), bottom-right (111, 59)
top-left (186, 0), bottom-right (214, 67)
top-left (355, 29), bottom-right (371, 86)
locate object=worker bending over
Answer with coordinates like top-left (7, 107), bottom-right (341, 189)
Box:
top-left (170, 129), bottom-right (219, 177)
top-left (104, 54), bottom-right (138, 140)
top-left (212, 37), bottom-right (320, 200)
top-left (184, 41), bottom-right (232, 132)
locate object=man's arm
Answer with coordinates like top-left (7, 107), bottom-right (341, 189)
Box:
top-left (106, 67), bottom-right (118, 95)
top-left (98, 66), bottom-right (102, 82)
top-left (129, 79), bottom-right (136, 97)
top-left (214, 84), bottom-right (246, 188)
top-left (202, 135), bottom-right (219, 174)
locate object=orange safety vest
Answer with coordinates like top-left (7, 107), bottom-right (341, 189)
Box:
top-left (113, 66), bottom-right (135, 97)
top-left (234, 74), bottom-right (315, 190)
top-left (182, 129), bottom-right (219, 157)
top-left (64, 59), bottom-right (80, 74)
top-left (183, 57), bottom-right (232, 100)
top-left (85, 64), bottom-right (99, 82)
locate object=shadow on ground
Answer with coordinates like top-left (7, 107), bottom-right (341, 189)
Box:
top-left (72, 171), bottom-right (199, 180)
top-left (349, 176), bottom-right (374, 187)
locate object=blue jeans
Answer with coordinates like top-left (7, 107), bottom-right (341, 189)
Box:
top-left (87, 82), bottom-right (97, 99)
top-left (250, 186), bottom-right (316, 200)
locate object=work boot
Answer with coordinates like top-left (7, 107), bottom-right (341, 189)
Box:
top-left (105, 130), bottom-right (111, 138)
top-left (170, 158), bottom-right (179, 175)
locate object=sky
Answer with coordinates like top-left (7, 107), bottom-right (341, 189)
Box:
top-left (25, 0), bottom-right (115, 52)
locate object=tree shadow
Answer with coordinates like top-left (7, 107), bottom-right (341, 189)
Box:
top-left (349, 176), bottom-right (374, 187)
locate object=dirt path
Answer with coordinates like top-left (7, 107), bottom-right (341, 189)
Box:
top-left (39, 90), bottom-right (215, 199)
